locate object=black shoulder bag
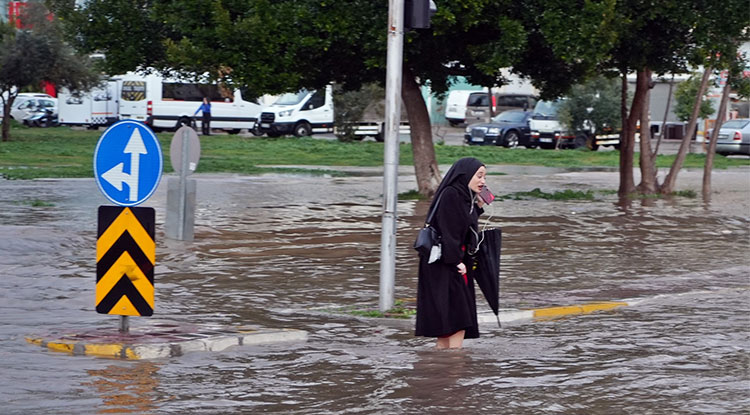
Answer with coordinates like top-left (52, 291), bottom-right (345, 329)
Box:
top-left (413, 191), bottom-right (444, 259)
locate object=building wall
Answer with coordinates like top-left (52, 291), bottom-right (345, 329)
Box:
top-left (1, 0), bottom-right (11, 23)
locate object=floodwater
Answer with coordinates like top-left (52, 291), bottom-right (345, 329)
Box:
top-left (1, 166), bottom-right (749, 414)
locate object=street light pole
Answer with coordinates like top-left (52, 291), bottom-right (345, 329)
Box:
top-left (379, 0), bottom-right (405, 312)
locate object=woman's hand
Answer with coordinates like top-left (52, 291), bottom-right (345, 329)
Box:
top-left (457, 262), bottom-right (467, 275)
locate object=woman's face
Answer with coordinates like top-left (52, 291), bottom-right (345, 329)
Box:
top-left (468, 166), bottom-right (486, 193)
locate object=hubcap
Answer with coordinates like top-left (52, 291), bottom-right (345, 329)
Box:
top-left (507, 133), bottom-right (518, 147)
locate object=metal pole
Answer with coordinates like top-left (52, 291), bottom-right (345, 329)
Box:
top-left (119, 315), bottom-right (129, 334)
top-left (178, 128), bottom-right (190, 240)
top-left (379, 0), bottom-right (404, 312)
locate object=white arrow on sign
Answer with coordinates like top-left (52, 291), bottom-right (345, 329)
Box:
top-left (101, 128), bottom-right (147, 201)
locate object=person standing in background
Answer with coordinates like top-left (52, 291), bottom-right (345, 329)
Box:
top-left (194, 97), bottom-right (212, 135)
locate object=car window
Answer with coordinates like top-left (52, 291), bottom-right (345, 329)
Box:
top-left (274, 90), bottom-right (309, 106)
top-left (12, 99), bottom-right (27, 109)
top-left (493, 111), bottom-right (526, 123)
top-left (303, 90), bottom-right (325, 110)
top-left (467, 93), bottom-right (490, 107)
top-left (18, 100), bottom-right (35, 109)
top-left (533, 100), bottom-right (561, 117)
top-left (721, 120), bottom-right (749, 129)
top-left (497, 96), bottom-right (523, 107)
top-left (42, 100), bottom-right (55, 108)
top-left (121, 81), bottom-right (147, 101)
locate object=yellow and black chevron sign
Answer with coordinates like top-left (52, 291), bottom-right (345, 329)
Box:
top-left (96, 206), bottom-right (155, 316)
top-left (121, 81), bottom-right (146, 101)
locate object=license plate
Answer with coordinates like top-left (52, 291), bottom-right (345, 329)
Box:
top-left (261, 123), bottom-right (270, 128)
top-left (540, 138), bottom-right (553, 143)
top-left (472, 137), bottom-right (485, 142)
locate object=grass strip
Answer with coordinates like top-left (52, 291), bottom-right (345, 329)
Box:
top-left (1, 125), bottom-right (747, 179)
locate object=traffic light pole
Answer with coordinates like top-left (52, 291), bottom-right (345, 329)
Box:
top-left (379, 0), bottom-right (405, 312)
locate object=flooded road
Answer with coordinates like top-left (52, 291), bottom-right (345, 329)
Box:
top-left (1, 166), bottom-right (749, 414)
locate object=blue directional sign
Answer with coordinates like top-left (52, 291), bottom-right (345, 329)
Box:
top-left (94, 120), bottom-right (163, 206)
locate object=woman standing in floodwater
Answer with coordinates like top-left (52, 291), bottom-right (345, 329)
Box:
top-left (415, 157), bottom-right (487, 349)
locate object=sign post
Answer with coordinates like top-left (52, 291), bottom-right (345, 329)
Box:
top-left (379, 0), bottom-right (405, 312)
top-left (94, 120), bottom-right (163, 333)
top-left (166, 126), bottom-right (200, 241)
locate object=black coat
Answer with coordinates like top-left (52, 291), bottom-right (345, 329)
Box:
top-left (415, 185), bottom-right (482, 339)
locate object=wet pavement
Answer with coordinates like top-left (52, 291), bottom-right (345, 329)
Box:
top-left (1, 165), bottom-right (749, 414)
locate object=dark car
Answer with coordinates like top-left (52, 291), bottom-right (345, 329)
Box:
top-left (464, 109), bottom-right (534, 147)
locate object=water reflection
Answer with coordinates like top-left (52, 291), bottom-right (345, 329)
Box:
top-left (396, 350), bottom-right (473, 411)
top-left (82, 362), bottom-right (162, 414)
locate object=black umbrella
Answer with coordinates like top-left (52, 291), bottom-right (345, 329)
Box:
top-left (473, 228), bottom-right (502, 328)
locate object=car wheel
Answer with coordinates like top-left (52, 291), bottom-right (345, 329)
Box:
top-left (228, 129), bottom-right (241, 135)
top-left (503, 131), bottom-right (520, 148)
top-left (176, 116), bottom-right (193, 130)
top-left (294, 122), bottom-right (312, 137)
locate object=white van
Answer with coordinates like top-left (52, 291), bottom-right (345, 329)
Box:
top-left (257, 85), bottom-right (334, 137)
top-left (118, 73), bottom-right (261, 133)
top-left (444, 90), bottom-right (474, 126)
top-left (58, 79), bottom-right (121, 127)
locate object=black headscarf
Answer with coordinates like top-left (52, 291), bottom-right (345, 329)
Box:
top-left (428, 157), bottom-right (485, 214)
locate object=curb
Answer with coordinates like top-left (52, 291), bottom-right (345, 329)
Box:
top-left (313, 298), bottom-right (641, 325)
top-left (26, 327), bottom-right (307, 360)
top-left (477, 300), bottom-right (634, 324)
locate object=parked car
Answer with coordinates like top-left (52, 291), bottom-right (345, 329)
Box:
top-left (464, 91), bottom-right (495, 124)
top-left (465, 92), bottom-right (537, 124)
top-left (709, 118), bottom-right (750, 156)
top-left (7, 93), bottom-right (57, 121)
top-left (464, 109), bottom-right (534, 147)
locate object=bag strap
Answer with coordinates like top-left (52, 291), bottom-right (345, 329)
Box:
top-left (425, 190), bottom-right (445, 226)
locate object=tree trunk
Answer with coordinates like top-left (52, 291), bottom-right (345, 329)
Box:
top-left (401, 65), bottom-right (441, 197)
top-left (637, 69), bottom-right (659, 194)
top-left (619, 69), bottom-right (649, 197)
top-left (1, 95), bottom-right (14, 142)
top-left (702, 74), bottom-right (732, 201)
top-left (661, 66), bottom-right (712, 194)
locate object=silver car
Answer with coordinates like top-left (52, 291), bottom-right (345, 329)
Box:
top-left (713, 118), bottom-right (750, 156)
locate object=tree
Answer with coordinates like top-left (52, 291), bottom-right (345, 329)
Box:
top-left (659, 0), bottom-right (750, 196)
top-left (53, 0), bottom-right (620, 196)
top-left (558, 76), bottom-right (622, 136)
top-left (673, 74), bottom-right (715, 122)
top-left (600, 0), bottom-right (700, 196)
top-left (0, 2), bottom-right (100, 141)
top-left (585, 0), bottom-right (750, 197)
